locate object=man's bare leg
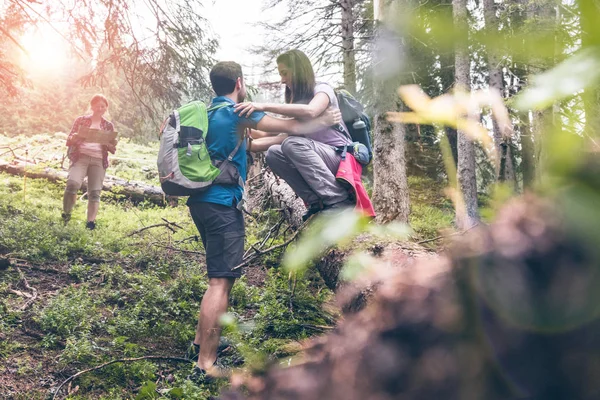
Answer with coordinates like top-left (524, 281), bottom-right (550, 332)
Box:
top-left (195, 277), bottom-right (235, 371)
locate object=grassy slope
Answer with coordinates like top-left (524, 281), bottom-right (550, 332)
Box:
top-left (0, 136), bottom-right (452, 399)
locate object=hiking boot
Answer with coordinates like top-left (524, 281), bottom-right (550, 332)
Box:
top-left (86, 220), bottom-right (96, 230)
top-left (184, 337), bottom-right (232, 361)
top-left (206, 358), bottom-right (231, 379)
top-left (186, 359), bottom-right (230, 385)
top-left (186, 365), bottom-right (214, 385)
top-left (302, 203), bottom-right (324, 222)
top-left (322, 199), bottom-right (355, 216)
top-left (61, 212), bottom-right (71, 225)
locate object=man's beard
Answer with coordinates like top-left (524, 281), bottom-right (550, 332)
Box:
top-left (237, 91), bottom-right (245, 103)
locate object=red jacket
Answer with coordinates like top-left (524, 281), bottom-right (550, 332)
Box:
top-left (336, 154), bottom-right (376, 218)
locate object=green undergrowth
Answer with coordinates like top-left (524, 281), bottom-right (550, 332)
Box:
top-left (0, 133), bottom-right (160, 185)
top-left (408, 176), bottom-right (454, 240)
top-left (407, 176), bottom-right (509, 242)
top-left (105, 139), bottom-right (160, 184)
top-left (0, 171), bottom-right (334, 399)
top-left (0, 135), bottom-right (454, 398)
top-left (0, 172), bottom-right (196, 261)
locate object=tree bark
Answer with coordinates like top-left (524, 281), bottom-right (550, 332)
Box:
top-left (526, 0), bottom-right (558, 181)
top-left (445, 126), bottom-right (459, 167)
top-left (370, 7), bottom-right (410, 224)
top-left (519, 118), bottom-right (536, 189)
top-left (340, 0), bottom-right (357, 94)
top-left (371, 114), bottom-right (410, 223)
top-left (262, 169), bottom-right (306, 228)
top-left (0, 160), bottom-right (166, 206)
top-left (580, 0), bottom-right (600, 138)
top-left (454, 0), bottom-right (479, 229)
top-left (483, 0), bottom-right (516, 186)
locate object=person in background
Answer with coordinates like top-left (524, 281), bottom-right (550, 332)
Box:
top-left (235, 49), bottom-right (355, 221)
top-left (62, 94), bottom-right (117, 230)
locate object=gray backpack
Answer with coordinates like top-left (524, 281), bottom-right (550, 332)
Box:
top-left (157, 101), bottom-right (245, 200)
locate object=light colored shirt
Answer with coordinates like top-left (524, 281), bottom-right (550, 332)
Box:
top-left (309, 82), bottom-right (352, 147)
top-left (79, 142), bottom-right (104, 159)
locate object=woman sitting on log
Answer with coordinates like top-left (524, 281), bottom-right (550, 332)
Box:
top-left (62, 94), bottom-right (117, 230)
top-left (234, 49), bottom-right (355, 221)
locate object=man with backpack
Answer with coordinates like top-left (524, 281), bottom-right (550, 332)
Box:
top-left (184, 61), bottom-right (341, 382)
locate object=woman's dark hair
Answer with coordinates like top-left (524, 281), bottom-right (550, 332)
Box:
top-left (276, 50), bottom-right (315, 104)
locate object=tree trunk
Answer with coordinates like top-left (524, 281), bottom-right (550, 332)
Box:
top-left (371, 114), bottom-right (410, 223)
top-left (340, 0), bottom-right (357, 94)
top-left (456, 117), bottom-right (479, 229)
top-left (370, 6), bottom-right (410, 224)
top-left (0, 159), bottom-right (167, 206)
top-left (262, 169), bottom-right (306, 228)
top-left (454, 0), bottom-right (479, 229)
top-left (519, 118), bottom-right (536, 189)
top-left (526, 0), bottom-right (558, 181)
top-left (441, 23), bottom-right (458, 169)
top-left (483, 0), bottom-right (516, 187)
top-left (580, 0), bottom-right (600, 138)
top-left (445, 126), bottom-right (459, 167)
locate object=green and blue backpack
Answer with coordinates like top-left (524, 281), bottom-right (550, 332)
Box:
top-left (157, 101), bottom-right (244, 196)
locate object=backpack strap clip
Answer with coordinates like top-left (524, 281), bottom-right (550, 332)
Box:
top-left (338, 145), bottom-right (348, 161)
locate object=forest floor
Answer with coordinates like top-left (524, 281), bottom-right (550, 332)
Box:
top-left (0, 134), bottom-right (455, 399)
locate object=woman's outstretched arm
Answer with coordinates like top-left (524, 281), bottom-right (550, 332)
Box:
top-left (235, 92), bottom-right (330, 120)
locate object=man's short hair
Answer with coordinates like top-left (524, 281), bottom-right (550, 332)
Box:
top-left (210, 61), bottom-right (243, 96)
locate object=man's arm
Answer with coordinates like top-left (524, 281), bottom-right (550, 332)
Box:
top-left (248, 134), bottom-right (288, 152)
top-left (248, 129), bottom-right (279, 139)
top-left (254, 107), bottom-right (341, 136)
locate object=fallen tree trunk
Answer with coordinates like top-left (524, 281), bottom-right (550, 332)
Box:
top-left (262, 168), bottom-right (306, 228)
top-left (0, 160), bottom-right (166, 206)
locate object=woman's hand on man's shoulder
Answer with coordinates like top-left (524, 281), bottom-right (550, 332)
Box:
top-left (234, 102), bottom-right (265, 118)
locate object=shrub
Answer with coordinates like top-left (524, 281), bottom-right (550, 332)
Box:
top-left (37, 286), bottom-right (97, 339)
top-left (252, 269), bottom-right (334, 341)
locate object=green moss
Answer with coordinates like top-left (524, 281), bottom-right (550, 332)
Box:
top-left (408, 176), bottom-right (454, 239)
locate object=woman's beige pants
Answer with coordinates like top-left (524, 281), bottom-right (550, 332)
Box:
top-left (63, 155), bottom-right (105, 214)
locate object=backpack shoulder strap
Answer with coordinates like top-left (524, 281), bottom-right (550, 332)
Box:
top-left (207, 103), bottom-right (232, 113)
top-left (225, 128), bottom-right (247, 161)
top-left (206, 103), bottom-right (234, 133)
